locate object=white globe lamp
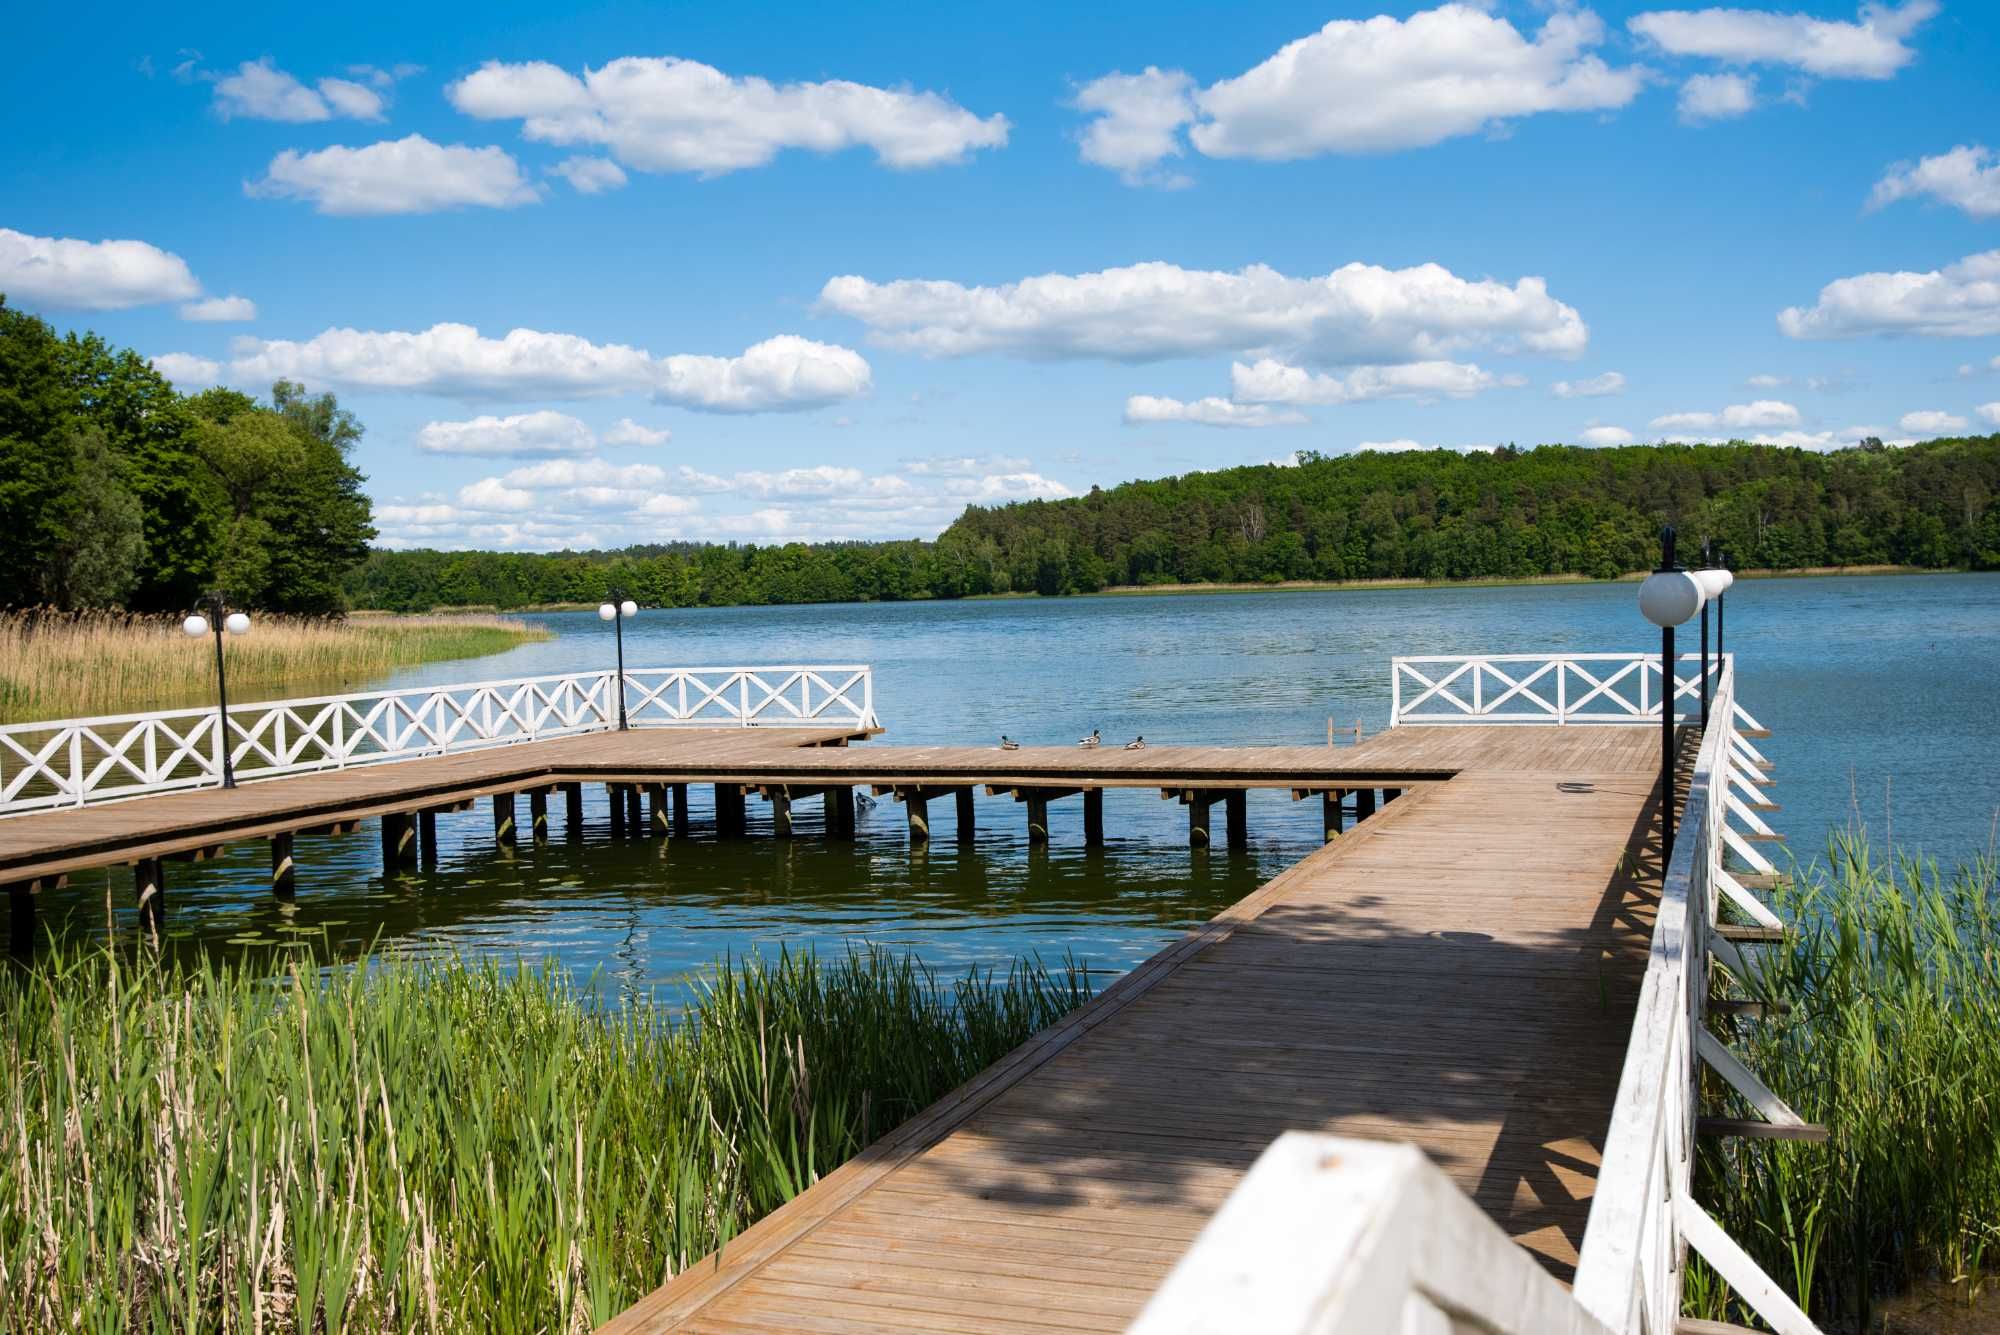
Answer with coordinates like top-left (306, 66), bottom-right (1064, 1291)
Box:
top-left (598, 603), bottom-right (617, 621)
top-left (619, 599), bottom-right (638, 618)
top-left (224, 611), bottom-right (251, 635)
top-left (182, 614), bottom-right (210, 637)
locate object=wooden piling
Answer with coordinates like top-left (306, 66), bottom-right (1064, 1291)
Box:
top-left (830, 786), bottom-right (855, 839)
top-left (905, 789), bottom-right (931, 845)
top-left (1323, 790), bottom-right (1344, 842)
top-left (608, 784), bottom-right (627, 838)
top-left (530, 789), bottom-right (550, 843)
top-left (134, 857), bottom-right (165, 935)
top-left (493, 793), bottom-right (518, 849)
top-left (9, 881), bottom-right (35, 951)
top-left (625, 784), bottom-right (643, 832)
top-left (271, 832), bottom-right (296, 897)
top-left (672, 783), bottom-right (690, 837)
top-left (1026, 792), bottom-right (1050, 846)
top-left (1083, 788), bottom-right (1104, 848)
top-left (649, 783), bottom-right (672, 837)
top-left (1189, 794), bottom-right (1211, 849)
top-left (1226, 790), bottom-right (1248, 850)
top-left (419, 810), bottom-right (438, 867)
top-left (1356, 788), bottom-right (1378, 821)
top-left (716, 783), bottom-right (746, 837)
top-left (958, 787), bottom-right (977, 845)
top-left (563, 782), bottom-right (585, 839)
top-left (382, 812), bottom-right (418, 869)
top-left (1383, 787), bottom-right (1403, 804)
top-left (770, 787), bottom-right (793, 839)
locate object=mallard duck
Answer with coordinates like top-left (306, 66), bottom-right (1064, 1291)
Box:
top-left (1124, 735), bottom-right (1146, 751)
top-left (1077, 729), bottom-right (1101, 749)
top-left (1000, 735), bottom-right (1021, 751)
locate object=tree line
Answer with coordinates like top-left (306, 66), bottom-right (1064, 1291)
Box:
top-left (346, 435), bottom-right (2000, 611)
top-left (0, 297), bottom-right (373, 613)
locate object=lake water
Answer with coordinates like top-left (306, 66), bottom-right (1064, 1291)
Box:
top-left (17, 574), bottom-right (2000, 992)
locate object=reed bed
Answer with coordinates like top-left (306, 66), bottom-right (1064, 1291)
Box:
top-left (0, 611), bottom-right (550, 724)
top-left (0, 943), bottom-right (1088, 1331)
top-left (1689, 839), bottom-right (2000, 1329)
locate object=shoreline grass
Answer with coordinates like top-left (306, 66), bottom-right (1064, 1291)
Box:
top-left (1691, 839), bottom-right (2000, 1330)
top-left (0, 611), bottom-right (551, 724)
top-left (0, 942), bottom-right (1088, 1331)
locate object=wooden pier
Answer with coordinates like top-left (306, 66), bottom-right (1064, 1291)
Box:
top-left (0, 654), bottom-right (1804, 1334)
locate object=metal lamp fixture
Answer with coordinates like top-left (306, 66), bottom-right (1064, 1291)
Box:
top-left (1691, 544), bottom-right (1734, 728)
top-left (183, 595), bottom-right (252, 788)
top-left (598, 593), bottom-right (639, 730)
top-left (1638, 527), bottom-right (1706, 861)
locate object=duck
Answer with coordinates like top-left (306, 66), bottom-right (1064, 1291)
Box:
top-left (1077, 729), bottom-right (1101, 749)
top-left (1124, 735), bottom-right (1147, 751)
top-left (1000, 735), bottom-right (1021, 751)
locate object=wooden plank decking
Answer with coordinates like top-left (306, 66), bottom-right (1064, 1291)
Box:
top-left (605, 725), bottom-right (1665, 1333)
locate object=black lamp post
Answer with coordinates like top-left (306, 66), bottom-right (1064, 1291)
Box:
top-left (183, 594), bottom-right (251, 788)
top-left (1698, 541), bottom-right (1713, 728)
top-left (1638, 527), bottom-right (1704, 862)
top-left (597, 592), bottom-right (638, 730)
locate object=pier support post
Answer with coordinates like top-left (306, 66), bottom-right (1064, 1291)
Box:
top-left (671, 783), bottom-right (690, 837)
top-left (563, 782), bottom-right (584, 839)
top-left (649, 783), bottom-right (672, 837)
top-left (830, 786), bottom-right (855, 840)
top-left (271, 832), bottom-right (297, 897)
top-left (1189, 794), bottom-right (1212, 849)
top-left (1225, 790), bottom-right (1247, 850)
top-left (530, 790), bottom-right (550, 844)
top-left (1026, 793), bottom-right (1050, 846)
top-left (1383, 787), bottom-right (1402, 804)
top-left (134, 857), bottom-right (165, 935)
top-left (905, 790), bottom-right (931, 845)
top-left (9, 881), bottom-right (35, 952)
top-left (608, 784), bottom-right (627, 838)
top-left (770, 787), bottom-right (793, 839)
top-left (715, 783), bottom-right (746, 838)
top-left (625, 784), bottom-right (643, 833)
top-left (1083, 788), bottom-right (1103, 848)
top-left (493, 793), bottom-right (518, 850)
top-left (958, 787), bottom-right (978, 845)
top-left (382, 812), bottom-right (418, 870)
top-left (1323, 791), bottom-right (1344, 842)
top-left (1356, 788), bottom-right (1377, 822)
top-left (419, 810), bottom-right (438, 868)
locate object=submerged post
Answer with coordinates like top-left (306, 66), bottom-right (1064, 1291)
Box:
top-left (271, 833), bottom-right (296, 897)
top-left (564, 782), bottom-right (584, 838)
top-left (1083, 788), bottom-right (1103, 848)
top-left (957, 787), bottom-right (977, 845)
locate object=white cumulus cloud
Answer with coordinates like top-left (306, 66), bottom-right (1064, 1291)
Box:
top-left (0, 227), bottom-right (201, 310)
top-left (1678, 72), bottom-right (1757, 122)
top-left (1230, 359), bottom-right (1518, 405)
top-left (1870, 145), bottom-right (2000, 219)
top-left (1746, 373), bottom-right (1788, 387)
top-left (223, 323), bottom-right (870, 411)
top-left (819, 259), bottom-right (1587, 365)
top-left (604, 417), bottom-right (671, 446)
top-left (1073, 6), bottom-right (1643, 183)
top-left (249, 135), bottom-right (540, 215)
top-left (416, 411), bottom-right (598, 458)
top-left (1780, 250), bottom-right (2000, 340)
top-left (1553, 370), bottom-right (1628, 398)
top-left (1650, 400), bottom-right (1803, 430)
top-left (1580, 425), bottom-right (1637, 446)
top-left (1898, 409), bottom-right (1966, 434)
top-left (1977, 402), bottom-right (2000, 426)
top-left (149, 353), bottom-right (222, 386)
top-left (1122, 396), bottom-right (1307, 428)
top-left (1629, 0), bottom-right (1937, 79)
top-left (180, 294), bottom-right (257, 322)
top-left (550, 156), bottom-right (628, 194)
top-left (211, 58), bottom-right (387, 122)
top-left (446, 57), bottom-right (1008, 174)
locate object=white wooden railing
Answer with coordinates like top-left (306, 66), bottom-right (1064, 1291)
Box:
top-left (1392, 652), bottom-right (1727, 726)
top-left (0, 665), bottom-right (875, 817)
top-left (1144, 658), bottom-right (1820, 1335)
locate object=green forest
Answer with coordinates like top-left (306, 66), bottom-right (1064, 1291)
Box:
top-left (8, 299), bottom-right (1999, 616)
top-left (0, 298), bottom-right (373, 614)
top-left (346, 434), bottom-right (2000, 611)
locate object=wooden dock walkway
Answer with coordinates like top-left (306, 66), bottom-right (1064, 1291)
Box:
top-left (602, 724), bottom-right (1664, 1333)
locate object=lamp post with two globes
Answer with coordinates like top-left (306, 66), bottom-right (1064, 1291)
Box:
top-left (182, 595), bottom-right (252, 788)
top-left (1637, 528), bottom-right (1705, 862)
top-left (1693, 544), bottom-right (1735, 727)
top-left (598, 593), bottom-right (639, 731)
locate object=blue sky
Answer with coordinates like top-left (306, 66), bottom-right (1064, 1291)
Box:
top-left (5, 0), bottom-right (1998, 550)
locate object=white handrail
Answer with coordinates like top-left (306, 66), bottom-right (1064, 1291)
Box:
top-left (0, 664), bottom-right (877, 817)
top-left (1391, 652), bottom-right (1729, 726)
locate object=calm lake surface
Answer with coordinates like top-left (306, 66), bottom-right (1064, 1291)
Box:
top-left (20, 574), bottom-right (2000, 992)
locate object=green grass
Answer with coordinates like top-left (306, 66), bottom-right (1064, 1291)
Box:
top-left (1689, 839), bottom-right (2000, 1328)
top-left (0, 943), bottom-right (1089, 1331)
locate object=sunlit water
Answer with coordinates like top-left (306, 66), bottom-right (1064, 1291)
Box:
top-left (18, 574), bottom-right (1999, 993)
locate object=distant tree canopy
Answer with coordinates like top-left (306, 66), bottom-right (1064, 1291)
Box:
top-left (0, 298), bottom-right (374, 613)
top-left (345, 437), bottom-right (2000, 612)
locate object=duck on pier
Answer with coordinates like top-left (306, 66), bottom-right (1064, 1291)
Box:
top-left (1000, 735), bottom-right (1021, 750)
top-left (1078, 729), bottom-right (1101, 749)
top-left (1125, 736), bottom-right (1146, 751)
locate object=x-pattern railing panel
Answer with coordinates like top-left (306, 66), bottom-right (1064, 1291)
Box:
top-left (1392, 654), bottom-right (1730, 726)
top-left (0, 664), bottom-right (876, 816)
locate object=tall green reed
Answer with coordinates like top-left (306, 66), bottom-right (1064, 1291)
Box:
top-left (1690, 837), bottom-right (2000, 1327)
top-left (0, 943), bottom-right (1088, 1331)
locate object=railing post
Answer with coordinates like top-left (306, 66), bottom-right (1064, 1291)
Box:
top-left (1391, 663), bottom-right (1402, 726)
top-left (1557, 660), bottom-right (1568, 724)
